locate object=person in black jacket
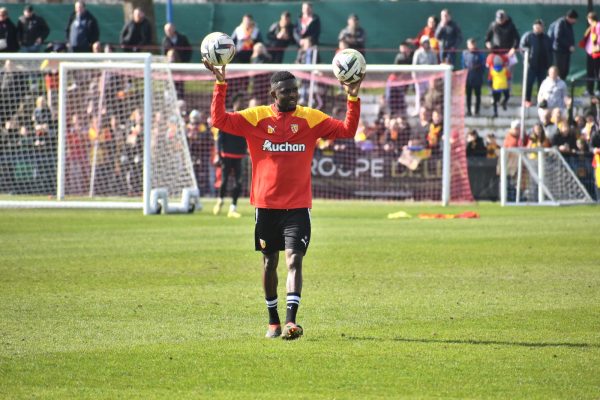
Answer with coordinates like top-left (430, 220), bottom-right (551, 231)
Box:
top-left (267, 11), bottom-right (295, 63)
top-left (65, 1), bottom-right (99, 53)
top-left (549, 9), bottom-right (578, 80)
top-left (16, 5), bottom-right (49, 52)
top-left (213, 94), bottom-right (248, 218)
top-left (294, 2), bottom-right (320, 45)
top-left (0, 8), bottom-right (20, 53)
top-left (520, 19), bottom-right (553, 105)
top-left (120, 8), bottom-right (152, 53)
top-left (162, 23), bottom-right (192, 63)
top-left (485, 9), bottom-right (520, 57)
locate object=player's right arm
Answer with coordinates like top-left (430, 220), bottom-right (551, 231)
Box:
top-left (203, 60), bottom-right (249, 138)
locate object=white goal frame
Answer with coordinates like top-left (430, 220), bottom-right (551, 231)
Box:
top-left (500, 147), bottom-right (594, 206)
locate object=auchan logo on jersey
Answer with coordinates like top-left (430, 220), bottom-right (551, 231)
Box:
top-left (262, 139), bottom-right (306, 152)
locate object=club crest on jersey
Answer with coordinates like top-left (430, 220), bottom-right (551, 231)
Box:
top-left (267, 125), bottom-right (276, 134)
top-left (291, 124), bottom-right (299, 134)
top-left (262, 139), bottom-right (306, 152)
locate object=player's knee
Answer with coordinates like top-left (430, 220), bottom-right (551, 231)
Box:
top-left (286, 252), bottom-right (303, 271)
top-left (263, 253), bottom-right (278, 271)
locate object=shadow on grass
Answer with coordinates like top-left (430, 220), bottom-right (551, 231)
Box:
top-left (345, 336), bottom-right (598, 348)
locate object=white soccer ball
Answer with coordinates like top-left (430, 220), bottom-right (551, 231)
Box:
top-left (201, 32), bottom-right (236, 66)
top-left (332, 49), bottom-right (366, 84)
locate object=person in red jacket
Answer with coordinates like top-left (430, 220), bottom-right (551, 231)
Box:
top-left (204, 59), bottom-right (362, 340)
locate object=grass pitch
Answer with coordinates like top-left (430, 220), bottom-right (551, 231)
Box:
top-left (1, 201), bottom-right (599, 399)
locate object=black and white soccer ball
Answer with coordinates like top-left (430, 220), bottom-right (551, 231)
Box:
top-left (332, 49), bottom-right (366, 84)
top-left (201, 32), bottom-right (235, 66)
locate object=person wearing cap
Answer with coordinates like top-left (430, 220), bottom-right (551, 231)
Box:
top-left (16, 5), bottom-right (49, 53)
top-left (434, 9), bottom-right (462, 66)
top-left (548, 9), bottom-right (578, 80)
top-left (488, 54), bottom-right (511, 118)
top-left (0, 8), bottom-right (20, 52)
top-left (413, 35), bottom-right (438, 113)
top-left (338, 13), bottom-right (366, 55)
top-left (485, 10), bottom-right (520, 58)
top-left (520, 19), bottom-right (553, 106)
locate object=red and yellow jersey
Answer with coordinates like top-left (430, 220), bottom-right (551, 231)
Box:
top-left (211, 82), bottom-right (360, 209)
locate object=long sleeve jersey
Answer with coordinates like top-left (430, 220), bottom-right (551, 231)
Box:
top-left (211, 82), bottom-right (360, 209)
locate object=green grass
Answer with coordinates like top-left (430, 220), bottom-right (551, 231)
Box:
top-left (1, 201), bottom-right (599, 399)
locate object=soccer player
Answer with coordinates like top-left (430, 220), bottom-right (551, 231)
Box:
top-left (213, 93), bottom-right (248, 218)
top-left (203, 60), bottom-right (363, 340)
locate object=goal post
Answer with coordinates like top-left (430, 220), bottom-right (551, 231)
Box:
top-left (0, 53), bottom-right (200, 214)
top-left (500, 147), bottom-right (594, 206)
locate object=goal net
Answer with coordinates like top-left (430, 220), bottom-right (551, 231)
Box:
top-left (500, 147), bottom-right (594, 206)
top-left (0, 54), bottom-right (199, 213)
top-left (0, 58), bottom-right (471, 211)
top-left (167, 63), bottom-right (472, 203)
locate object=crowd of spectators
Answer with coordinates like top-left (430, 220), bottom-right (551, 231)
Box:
top-left (0, 1), bottom-right (599, 200)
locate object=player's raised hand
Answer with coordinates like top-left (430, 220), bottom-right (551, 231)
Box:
top-left (343, 73), bottom-right (364, 97)
top-left (203, 58), bottom-right (226, 82)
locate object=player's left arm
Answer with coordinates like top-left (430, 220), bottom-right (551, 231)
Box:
top-left (317, 78), bottom-right (363, 140)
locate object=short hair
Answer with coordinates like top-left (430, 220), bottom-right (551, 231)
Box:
top-left (270, 71), bottom-right (296, 87)
top-left (566, 9), bottom-right (578, 19)
top-left (533, 19), bottom-right (544, 26)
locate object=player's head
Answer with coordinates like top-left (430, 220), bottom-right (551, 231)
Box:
top-left (270, 71), bottom-right (298, 112)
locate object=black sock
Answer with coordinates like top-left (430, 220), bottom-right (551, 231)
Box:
top-left (285, 292), bottom-right (301, 324)
top-left (265, 296), bottom-right (280, 325)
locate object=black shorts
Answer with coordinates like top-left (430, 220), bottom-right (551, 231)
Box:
top-left (254, 208), bottom-right (311, 255)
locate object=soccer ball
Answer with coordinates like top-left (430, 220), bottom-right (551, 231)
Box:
top-left (201, 32), bottom-right (235, 66)
top-left (332, 49), bottom-right (366, 84)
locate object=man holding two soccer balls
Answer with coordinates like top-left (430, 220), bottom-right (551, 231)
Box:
top-left (202, 32), bottom-right (365, 340)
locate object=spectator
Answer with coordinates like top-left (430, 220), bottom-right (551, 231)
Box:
top-left (552, 120), bottom-right (577, 155)
top-left (0, 8), bottom-right (20, 52)
top-left (427, 109), bottom-right (443, 149)
top-left (520, 19), bottom-right (553, 106)
top-left (466, 129), bottom-right (486, 157)
top-left (435, 9), bottom-right (462, 65)
top-left (462, 38), bottom-right (486, 116)
top-left (394, 41), bottom-right (413, 65)
top-left (251, 42), bottom-right (271, 64)
top-left (579, 11), bottom-right (600, 96)
top-left (548, 9), bottom-right (578, 80)
top-left (504, 120), bottom-right (524, 148)
top-left (589, 115), bottom-right (600, 200)
top-left (267, 11), bottom-right (295, 63)
top-left (338, 14), bottom-right (366, 55)
top-left (294, 2), bottom-right (321, 45)
top-left (231, 14), bottom-right (262, 64)
top-left (537, 66), bottom-right (569, 123)
top-left (296, 36), bottom-right (320, 64)
top-left (120, 8), bottom-right (152, 53)
top-left (582, 111), bottom-right (599, 143)
top-left (485, 133), bottom-right (500, 158)
top-left (16, 5), bottom-right (49, 53)
top-left (162, 23), bottom-right (192, 63)
top-left (488, 54), bottom-right (511, 118)
top-left (485, 10), bottom-right (520, 58)
top-left (414, 15), bottom-right (439, 52)
top-left (412, 36), bottom-right (437, 113)
top-left (32, 96), bottom-right (52, 130)
top-left (187, 109), bottom-right (213, 197)
top-left (528, 123), bottom-right (551, 151)
top-left (65, 1), bottom-right (99, 53)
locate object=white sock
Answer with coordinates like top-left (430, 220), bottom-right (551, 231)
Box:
top-left (229, 204), bottom-right (236, 212)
